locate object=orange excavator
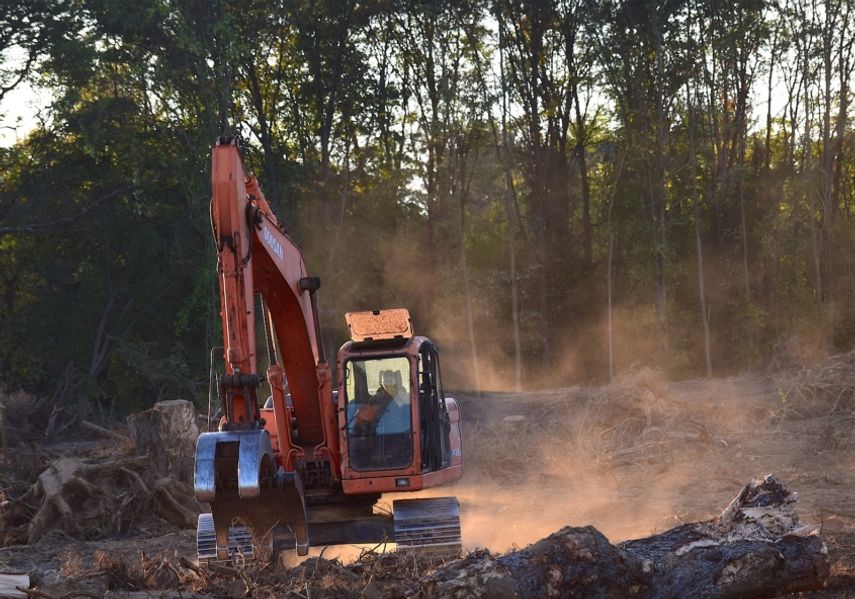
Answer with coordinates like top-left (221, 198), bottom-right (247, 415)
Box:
top-left (194, 137), bottom-right (463, 562)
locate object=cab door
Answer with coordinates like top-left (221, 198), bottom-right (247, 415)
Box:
top-left (418, 342), bottom-right (452, 471)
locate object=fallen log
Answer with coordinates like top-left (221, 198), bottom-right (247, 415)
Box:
top-left (80, 420), bottom-right (132, 445)
top-left (423, 475), bottom-right (827, 598)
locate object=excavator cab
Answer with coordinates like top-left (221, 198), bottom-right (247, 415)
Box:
top-left (336, 309), bottom-right (463, 495)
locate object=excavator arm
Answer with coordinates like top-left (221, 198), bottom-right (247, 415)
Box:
top-left (195, 137), bottom-right (338, 559)
top-left (209, 137), bottom-right (335, 447)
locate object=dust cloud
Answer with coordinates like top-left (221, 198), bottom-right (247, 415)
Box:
top-left (422, 370), bottom-right (789, 553)
top-left (416, 298), bottom-right (691, 393)
top-left (316, 229), bottom-right (846, 556)
top-left (329, 219), bottom-right (836, 396)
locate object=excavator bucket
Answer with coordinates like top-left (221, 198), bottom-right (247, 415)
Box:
top-left (194, 429), bottom-right (309, 562)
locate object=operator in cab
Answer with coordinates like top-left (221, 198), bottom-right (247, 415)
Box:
top-left (374, 370), bottom-right (410, 433)
top-left (354, 369), bottom-right (409, 434)
top-left (350, 368), bottom-right (413, 469)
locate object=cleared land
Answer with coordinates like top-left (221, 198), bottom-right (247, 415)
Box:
top-left (2, 354), bottom-right (855, 596)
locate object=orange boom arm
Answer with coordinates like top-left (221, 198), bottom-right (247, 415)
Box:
top-left (210, 137), bottom-right (337, 460)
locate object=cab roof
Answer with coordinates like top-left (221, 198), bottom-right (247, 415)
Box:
top-left (345, 308), bottom-right (413, 343)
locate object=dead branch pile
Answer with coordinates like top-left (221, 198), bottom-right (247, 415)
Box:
top-left (774, 349), bottom-right (855, 447)
top-left (0, 383), bottom-right (99, 496)
top-left (577, 368), bottom-right (682, 461)
top-left (21, 475), bottom-right (826, 599)
top-left (1, 400), bottom-right (201, 546)
top-left (0, 389), bottom-right (74, 450)
top-left (1, 454), bottom-right (198, 546)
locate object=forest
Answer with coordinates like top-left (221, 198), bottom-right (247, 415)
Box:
top-left (1, 0), bottom-right (854, 417)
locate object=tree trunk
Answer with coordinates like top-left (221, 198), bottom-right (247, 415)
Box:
top-left (326, 130), bottom-right (352, 276)
top-left (831, 38), bottom-right (852, 211)
top-left (651, 9), bottom-right (669, 351)
top-left (498, 18), bottom-right (523, 392)
top-left (453, 141), bottom-right (482, 396)
top-left (573, 85), bottom-right (593, 272)
top-left (127, 400), bottom-right (200, 484)
top-left (765, 24), bottom-right (778, 171)
top-left (739, 179), bottom-right (750, 303)
top-left (606, 154), bottom-right (625, 383)
top-left (686, 77), bottom-right (713, 378)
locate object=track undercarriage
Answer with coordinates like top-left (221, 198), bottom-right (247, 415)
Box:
top-left (196, 495), bottom-right (462, 564)
top-left (195, 430), bottom-right (461, 564)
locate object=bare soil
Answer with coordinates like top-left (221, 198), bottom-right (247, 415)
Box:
top-left (2, 362), bottom-right (855, 596)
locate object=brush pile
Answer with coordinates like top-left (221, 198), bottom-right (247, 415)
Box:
top-left (774, 349), bottom-right (855, 448)
top-left (0, 395), bottom-right (200, 547)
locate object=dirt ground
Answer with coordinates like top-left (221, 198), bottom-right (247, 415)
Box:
top-left (2, 363), bottom-right (855, 596)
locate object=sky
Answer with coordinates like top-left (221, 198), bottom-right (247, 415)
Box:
top-left (0, 81), bottom-right (50, 147)
top-left (0, 44), bottom-right (51, 148)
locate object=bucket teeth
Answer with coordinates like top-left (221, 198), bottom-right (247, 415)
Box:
top-left (393, 496), bottom-right (462, 559)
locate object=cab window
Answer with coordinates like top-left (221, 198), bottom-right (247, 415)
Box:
top-left (344, 356), bottom-right (413, 470)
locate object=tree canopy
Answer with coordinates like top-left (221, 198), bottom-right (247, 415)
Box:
top-left (1, 0), bottom-right (854, 414)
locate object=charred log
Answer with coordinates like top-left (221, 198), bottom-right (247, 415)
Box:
top-left (423, 475), bottom-right (827, 598)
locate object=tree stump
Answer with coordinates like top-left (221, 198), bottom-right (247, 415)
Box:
top-left (2, 454), bottom-right (200, 544)
top-left (127, 400), bottom-right (199, 483)
top-left (423, 475), bottom-right (828, 598)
